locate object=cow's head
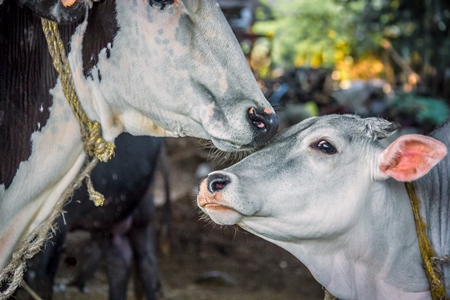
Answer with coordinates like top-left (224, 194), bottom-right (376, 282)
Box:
top-left (197, 114), bottom-right (446, 238)
top-left (197, 114), bottom-right (447, 298)
top-left (19, 0), bottom-right (278, 152)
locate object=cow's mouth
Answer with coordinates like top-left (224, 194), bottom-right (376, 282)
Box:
top-left (200, 203), bottom-right (244, 226)
top-left (203, 106), bottom-right (279, 153)
top-left (202, 203), bottom-right (237, 213)
top-left (197, 179), bottom-right (244, 225)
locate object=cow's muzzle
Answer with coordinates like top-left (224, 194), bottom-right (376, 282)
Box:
top-left (248, 107), bottom-right (278, 145)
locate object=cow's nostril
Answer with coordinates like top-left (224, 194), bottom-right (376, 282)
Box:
top-left (248, 107), bottom-right (279, 145)
top-left (207, 173), bottom-right (230, 193)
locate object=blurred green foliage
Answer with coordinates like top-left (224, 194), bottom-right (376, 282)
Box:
top-left (253, 0), bottom-right (366, 68)
top-left (360, 0), bottom-right (450, 74)
top-left (254, 0), bottom-right (450, 77)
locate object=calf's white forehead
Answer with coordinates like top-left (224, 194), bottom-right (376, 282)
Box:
top-left (278, 115), bottom-right (397, 142)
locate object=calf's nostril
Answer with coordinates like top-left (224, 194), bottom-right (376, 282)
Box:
top-left (207, 173), bottom-right (230, 193)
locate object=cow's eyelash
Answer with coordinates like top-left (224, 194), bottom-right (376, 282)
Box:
top-left (311, 139), bottom-right (338, 155)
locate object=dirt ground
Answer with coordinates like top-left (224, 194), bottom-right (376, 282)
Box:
top-left (51, 137), bottom-right (324, 300)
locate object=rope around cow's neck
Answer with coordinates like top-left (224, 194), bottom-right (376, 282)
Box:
top-left (40, 18), bottom-right (114, 206)
top-left (41, 18), bottom-right (115, 166)
top-left (0, 18), bottom-right (115, 299)
top-left (405, 182), bottom-right (449, 300)
top-left (0, 158), bottom-right (98, 299)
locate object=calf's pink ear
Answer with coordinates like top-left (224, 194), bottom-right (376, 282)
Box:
top-left (378, 134), bottom-right (447, 181)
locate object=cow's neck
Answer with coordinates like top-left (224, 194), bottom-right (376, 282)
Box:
top-left (0, 2), bottom-right (86, 269)
top-left (68, 0), bottom-right (127, 142)
top-left (273, 181), bottom-right (431, 300)
top-left (415, 120), bottom-right (450, 295)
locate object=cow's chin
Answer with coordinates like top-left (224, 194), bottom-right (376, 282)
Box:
top-left (210, 137), bottom-right (255, 153)
top-left (203, 205), bottom-right (243, 225)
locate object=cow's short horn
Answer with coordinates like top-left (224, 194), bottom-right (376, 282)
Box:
top-left (248, 107), bottom-right (278, 145)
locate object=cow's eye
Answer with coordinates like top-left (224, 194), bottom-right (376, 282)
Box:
top-left (149, 0), bottom-right (174, 10)
top-left (315, 140), bottom-right (337, 154)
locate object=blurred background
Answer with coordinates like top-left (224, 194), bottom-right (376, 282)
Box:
top-left (229, 0), bottom-right (450, 133)
top-left (47, 1), bottom-right (450, 299)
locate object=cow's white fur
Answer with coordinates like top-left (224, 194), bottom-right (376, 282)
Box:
top-left (0, 80), bottom-right (84, 269)
top-left (198, 115), bottom-right (449, 300)
top-left (71, 0), bottom-right (271, 150)
top-left (0, 0), bottom-right (274, 270)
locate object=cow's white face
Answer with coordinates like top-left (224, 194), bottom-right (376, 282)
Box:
top-left (197, 114), bottom-right (447, 299)
top-left (69, 0), bottom-right (277, 152)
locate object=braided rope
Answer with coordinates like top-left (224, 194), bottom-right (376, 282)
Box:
top-left (0, 159), bottom-right (99, 299)
top-left (405, 182), bottom-right (449, 300)
top-left (41, 18), bottom-right (115, 162)
top-left (85, 175), bottom-right (106, 206)
top-left (323, 287), bottom-right (338, 300)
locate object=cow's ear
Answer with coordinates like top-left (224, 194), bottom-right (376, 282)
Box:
top-left (376, 134), bottom-right (447, 181)
top-left (20, 0), bottom-right (88, 24)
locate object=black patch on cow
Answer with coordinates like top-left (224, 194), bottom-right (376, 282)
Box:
top-left (0, 1), bottom-right (82, 188)
top-left (82, 0), bottom-right (119, 79)
top-left (98, 69), bottom-right (102, 82)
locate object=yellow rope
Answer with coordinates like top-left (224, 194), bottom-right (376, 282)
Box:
top-left (41, 18), bottom-right (115, 163)
top-left (0, 159), bottom-right (99, 300)
top-left (323, 287), bottom-right (338, 300)
top-left (405, 182), bottom-right (449, 300)
top-left (19, 280), bottom-right (43, 300)
top-left (85, 175), bottom-right (105, 206)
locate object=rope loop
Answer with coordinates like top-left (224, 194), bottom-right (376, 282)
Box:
top-left (85, 175), bottom-right (105, 206)
top-left (83, 121), bottom-right (115, 162)
top-left (41, 18), bottom-right (113, 203)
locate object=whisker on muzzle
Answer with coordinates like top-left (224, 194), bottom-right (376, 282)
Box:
top-left (199, 140), bottom-right (262, 166)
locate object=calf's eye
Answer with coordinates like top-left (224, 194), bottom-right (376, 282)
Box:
top-left (316, 140), bottom-right (337, 154)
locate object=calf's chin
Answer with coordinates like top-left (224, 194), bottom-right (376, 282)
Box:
top-left (202, 206), bottom-right (243, 225)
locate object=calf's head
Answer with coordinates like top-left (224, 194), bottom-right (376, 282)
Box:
top-left (197, 114), bottom-right (446, 241)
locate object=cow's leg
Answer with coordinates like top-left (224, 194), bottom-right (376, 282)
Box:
top-left (71, 237), bottom-right (102, 293)
top-left (129, 194), bottom-right (161, 300)
top-left (103, 231), bottom-right (133, 300)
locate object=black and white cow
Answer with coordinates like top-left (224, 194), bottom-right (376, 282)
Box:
top-left (0, 0), bottom-right (278, 272)
top-left (18, 133), bottom-right (166, 300)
